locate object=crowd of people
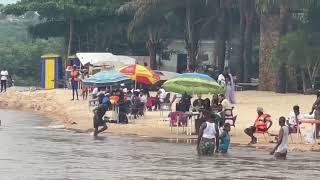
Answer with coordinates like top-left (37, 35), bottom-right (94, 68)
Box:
top-left (68, 65), bottom-right (320, 160)
top-left (196, 91), bottom-right (320, 160)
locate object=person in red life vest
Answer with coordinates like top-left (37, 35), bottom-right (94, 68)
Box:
top-left (244, 107), bottom-right (273, 144)
top-left (70, 64), bottom-right (80, 100)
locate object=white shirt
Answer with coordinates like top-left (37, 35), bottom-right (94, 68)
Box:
top-left (287, 112), bottom-right (304, 126)
top-left (1, 70), bottom-right (8, 81)
top-left (202, 122), bottom-right (217, 139)
top-left (140, 95), bottom-right (147, 103)
top-left (217, 74), bottom-right (226, 86)
top-left (92, 87), bottom-right (98, 95)
top-left (159, 88), bottom-right (167, 100)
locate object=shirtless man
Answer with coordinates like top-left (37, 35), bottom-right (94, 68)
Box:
top-left (270, 117), bottom-right (289, 160)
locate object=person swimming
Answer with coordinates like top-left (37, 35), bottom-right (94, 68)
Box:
top-left (219, 123), bottom-right (231, 153)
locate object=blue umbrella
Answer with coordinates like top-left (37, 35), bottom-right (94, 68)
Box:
top-left (83, 70), bottom-right (133, 87)
top-left (175, 73), bottom-right (213, 80)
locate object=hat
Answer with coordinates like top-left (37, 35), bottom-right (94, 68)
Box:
top-left (73, 64), bottom-right (77, 67)
top-left (257, 107), bottom-right (264, 112)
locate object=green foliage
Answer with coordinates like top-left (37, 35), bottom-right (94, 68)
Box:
top-left (0, 17), bottom-right (65, 86)
top-left (270, 31), bottom-right (317, 66)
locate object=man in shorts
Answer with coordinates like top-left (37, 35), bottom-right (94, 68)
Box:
top-left (92, 94), bottom-right (110, 136)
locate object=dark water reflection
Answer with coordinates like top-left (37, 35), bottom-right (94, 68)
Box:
top-left (0, 110), bottom-right (319, 180)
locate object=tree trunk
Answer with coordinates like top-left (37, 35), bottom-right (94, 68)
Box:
top-left (67, 16), bottom-right (74, 58)
top-left (276, 4), bottom-right (297, 93)
top-left (239, 1), bottom-right (246, 82)
top-left (301, 68), bottom-right (306, 94)
top-left (258, 12), bottom-right (281, 91)
top-left (243, 0), bottom-right (255, 83)
top-left (147, 28), bottom-right (157, 69)
top-left (214, 6), bottom-right (227, 71)
top-left (147, 40), bottom-right (157, 70)
top-left (185, 0), bottom-right (198, 70)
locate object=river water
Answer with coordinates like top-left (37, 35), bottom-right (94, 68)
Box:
top-left (0, 110), bottom-right (319, 180)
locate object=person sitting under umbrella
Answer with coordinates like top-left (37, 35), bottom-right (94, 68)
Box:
top-left (193, 95), bottom-right (204, 112)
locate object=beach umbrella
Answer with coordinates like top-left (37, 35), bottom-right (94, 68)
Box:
top-left (82, 70), bottom-right (132, 87)
top-left (154, 70), bottom-right (179, 81)
top-left (119, 64), bottom-right (160, 86)
top-left (163, 77), bottom-right (223, 95)
top-left (175, 72), bottom-right (214, 80)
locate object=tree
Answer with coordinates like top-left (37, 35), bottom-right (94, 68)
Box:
top-left (257, 0), bottom-right (319, 91)
top-left (239, 0), bottom-right (255, 83)
top-left (118, 0), bottom-right (174, 69)
top-left (270, 30), bottom-right (320, 93)
top-left (3, 0), bottom-right (128, 56)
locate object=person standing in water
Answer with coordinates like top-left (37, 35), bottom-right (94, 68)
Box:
top-left (70, 65), bottom-right (80, 100)
top-left (219, 123), bottom-right (231, 153)
top-left (270, 117), bottom-right (289, 160)
top-left (197, 114), bottom-right (219, 156)
top-left (310, 90), bottom-right (320, 138)
top-left (92, 94), bottom-right (110, 136)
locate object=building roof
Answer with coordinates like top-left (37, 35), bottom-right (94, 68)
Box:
top-left (76, 53), bottom-right (136, 69)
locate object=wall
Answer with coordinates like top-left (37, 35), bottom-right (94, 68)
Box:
top-left (160, 39), bottom-right (215, 72)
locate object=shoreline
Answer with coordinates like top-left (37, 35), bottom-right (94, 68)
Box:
top-left (0, 88), bottom-right (319, 152)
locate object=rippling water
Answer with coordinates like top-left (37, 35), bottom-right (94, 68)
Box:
top-left (0, 110), bottom-right (320, 180)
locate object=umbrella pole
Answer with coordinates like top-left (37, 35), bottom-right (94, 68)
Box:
top-left (135, 73), bottom-right (137, 89)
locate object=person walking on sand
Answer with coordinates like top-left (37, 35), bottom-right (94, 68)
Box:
top-left (310, 90), bottom-right (320, 138)
top-left (1, 68), bottom-right (8, 92)
top-left (92, 94), bottom-right (111, 136)
top-left (70, 65), bottom-right (80, 100)
top-left (224, 67), bottom-right (236, 104)
top-left (197, 114), bottom-right (219, 156)
top-left (270, 117), bottom-right (289, 160)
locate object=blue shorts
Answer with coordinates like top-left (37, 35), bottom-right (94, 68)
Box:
top-left (71, 81), bottom-right (78, 90)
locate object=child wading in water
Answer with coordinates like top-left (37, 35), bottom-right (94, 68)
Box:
top-left (219, 123), bottom-right (231, 153)
top-left (270, 117), bottom-right (289, 160)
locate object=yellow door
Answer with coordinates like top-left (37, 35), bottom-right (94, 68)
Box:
top-left (45, 59), bottom-right (55, 89)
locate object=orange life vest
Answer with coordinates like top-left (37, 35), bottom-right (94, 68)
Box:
top-left (255, 114), bottom-right (271, 130)
top-left (70, 70), bottom-right (79, 81)
top-left (109, 96), bottom-right (119, 104)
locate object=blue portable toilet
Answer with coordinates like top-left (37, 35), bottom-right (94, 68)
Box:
top-left (41, 54), bottom-right (63, 89)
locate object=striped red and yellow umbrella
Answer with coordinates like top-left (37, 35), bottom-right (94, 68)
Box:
top-left (119, 64), bottom-right (160, 85)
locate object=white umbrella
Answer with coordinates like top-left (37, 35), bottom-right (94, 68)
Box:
top-left (154, 70), bottom-right (179, 81)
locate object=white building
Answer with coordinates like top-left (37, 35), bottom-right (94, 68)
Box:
top-left (160, 39), bottom-right (215, 72)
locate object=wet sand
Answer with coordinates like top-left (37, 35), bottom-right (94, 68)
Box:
top-left (0, 88), bottom-right (319, 152)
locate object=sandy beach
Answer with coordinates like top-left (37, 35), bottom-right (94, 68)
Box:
top-left (0, 88), bottom-right (319, 152)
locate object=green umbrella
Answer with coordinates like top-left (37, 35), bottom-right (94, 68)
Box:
top-left (163, 77), bottom-right (224, 95)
